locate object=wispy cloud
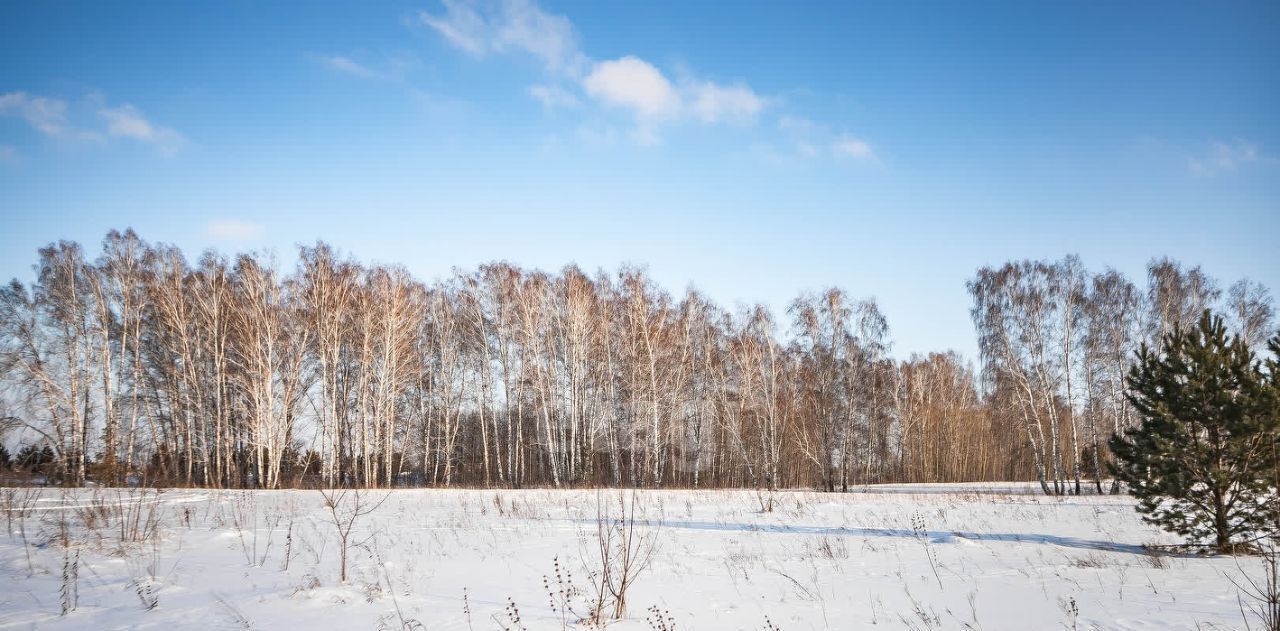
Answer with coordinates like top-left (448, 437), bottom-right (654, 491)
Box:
top-left (1188, 139), bottom-right (1260, 176)
top-left (772, 116), bottom-right (876, 164)
top-left (688, 81), bottom-right (765, 124)
top-left (528, 83), bottom-right (579, 109)
top-left (0, 91), bottom-right (73, 137)
top-left (99, 104), bottom-right (185, 154)
top-left (1, 90), bottom-right (183, 154)
top-left (420, 0), bottom-right (585, 74)
top-left (832, 135), bottom-right (875, 161)
top-left (205, 219), bottom-right (265, 241)
top-left (0, 144), bottom-right (16, 163)
top-left (317, 54), bottom-right (381, 79)
top-left (311, 53), bottom-right (420, 82)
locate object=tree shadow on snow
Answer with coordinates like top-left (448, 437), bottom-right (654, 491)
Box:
top-left (574, 519), bottom-right (1187, 557)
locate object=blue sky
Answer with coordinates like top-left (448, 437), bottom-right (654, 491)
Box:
top-left (1, 0), bottom-right (1277, 359)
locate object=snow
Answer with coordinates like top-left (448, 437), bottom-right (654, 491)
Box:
top-left (0, 485), bottom-right (1263, 629)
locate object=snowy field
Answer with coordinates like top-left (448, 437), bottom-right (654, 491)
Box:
top-left (0, 484), bottom-right (1261, 630)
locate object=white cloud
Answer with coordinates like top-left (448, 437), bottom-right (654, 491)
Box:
top-left (99, 105), bottom-right (155, 139)
top-left (205, 219), bottom-right (265, 241)
top-left (688, 81), bottom-right (764, 124)
top-left (583, 57), bottom-right (679, 119)
top-left (99, 104), bottom-right (185, 155)
top-left (529, 83), bottom-right (579, 109)
top-left (1188, 139), bottom-right (1260, 176)
top-left (832, 135), bottom-right (875, 160)
top-left (421, 0), bottom-right (584, 74)
top-left (417, 0), bottom-right (792, 147)
top-left (579, 59), bottom-right (768, 140)
top-left (0, 91), bottom-right (71, 136)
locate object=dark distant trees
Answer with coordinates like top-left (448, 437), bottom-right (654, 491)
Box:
top-left (15, 444), bottom-right (56, 473)
top-left (1110, 312), bottom-right (1279, 552)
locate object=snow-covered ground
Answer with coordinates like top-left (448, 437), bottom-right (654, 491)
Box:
top-left (0, 485), bottom-right (1262, 629)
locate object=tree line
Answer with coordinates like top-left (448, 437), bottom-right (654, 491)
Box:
top-left (0, 230), bottom-right (1273, 492)
top-left (971, 256), bottom-right (1274, 495)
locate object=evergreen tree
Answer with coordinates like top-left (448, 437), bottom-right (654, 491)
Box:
top-left (1110, 311), bottom-right (1279, 553)
top-left (0, 443), bottom-right (10, 470)
top-left (1267, 333), bottom-right (1280, 534)
top-left (16, 444), bottom-right (47, 472)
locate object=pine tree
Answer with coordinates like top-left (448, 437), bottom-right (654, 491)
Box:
top-left (1110, 311), bottom-right (1278, 553)
top-left (16, 444), bottom-right (48, 472)
top-left (1266, 334), bottom-right (1280, 536)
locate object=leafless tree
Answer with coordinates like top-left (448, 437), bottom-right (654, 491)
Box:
top-left (2, 229), bottom-right (1271, 494)
top-left (1146, 257), bottom-right (1220, 343)
top-left (319, 488), bottom-right (390, 583)
top-left (1226, 279), bottom-right (1276, 350)
top-left (590, 488), bottom-right (659, 620)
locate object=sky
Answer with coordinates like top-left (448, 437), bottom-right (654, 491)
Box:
top-left (1, 0), bottom-right (1277, 360)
